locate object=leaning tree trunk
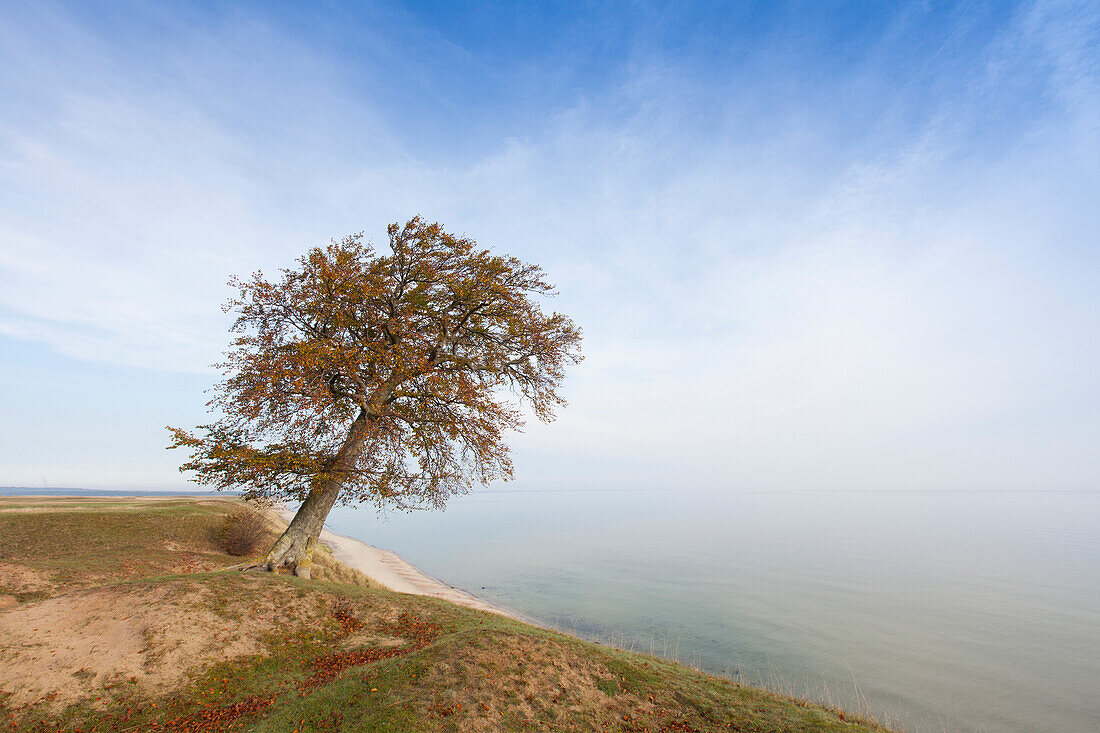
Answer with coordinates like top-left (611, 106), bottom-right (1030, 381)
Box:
top-left (258, 411), bottom-right (371, 579)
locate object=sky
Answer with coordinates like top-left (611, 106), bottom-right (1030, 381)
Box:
top-left (1, 0), bottom-right (1097, 492)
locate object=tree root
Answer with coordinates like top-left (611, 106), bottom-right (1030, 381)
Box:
top-left (219, 561), bottom-right (267, 573)
top-left (221, 534), bottom-right (318, 579)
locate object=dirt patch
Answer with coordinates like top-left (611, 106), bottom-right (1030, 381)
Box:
top-left (0, 563), bottom-right (53, 596)
top-left (0, 577), bottom-right (336, 709)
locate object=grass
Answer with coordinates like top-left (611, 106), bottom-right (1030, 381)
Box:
top-left (0, 497), bottom-right (891, 732)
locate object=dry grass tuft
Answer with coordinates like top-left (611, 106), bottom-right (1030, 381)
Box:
top-left (217, 509), bottom-right (267, 556)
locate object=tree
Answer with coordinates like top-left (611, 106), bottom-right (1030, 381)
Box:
top-left (168, 217), bottom-right (582, 578)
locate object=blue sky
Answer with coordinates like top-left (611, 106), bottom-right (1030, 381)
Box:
top-left (1, 0), bottom-right (1097, 491)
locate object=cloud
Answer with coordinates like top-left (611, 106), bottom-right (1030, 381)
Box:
top-left (0, 0), bottom-right (1097, 490)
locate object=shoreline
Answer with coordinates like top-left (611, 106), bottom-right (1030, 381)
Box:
top-left (273, 507), bottom-right (520, 620)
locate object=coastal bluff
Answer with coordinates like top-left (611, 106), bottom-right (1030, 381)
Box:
top-left (0, 496), bottom-right (888, 732)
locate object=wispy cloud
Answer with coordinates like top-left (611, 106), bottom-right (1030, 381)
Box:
top-left (1, 1), bottom-right (1096, 490)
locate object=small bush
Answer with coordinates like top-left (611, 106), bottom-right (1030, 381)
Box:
top-left (219, 509), bottom-right (267, 556)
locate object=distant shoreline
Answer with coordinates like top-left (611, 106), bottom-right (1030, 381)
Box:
top-left (0, 488), bottom-right (227, 497)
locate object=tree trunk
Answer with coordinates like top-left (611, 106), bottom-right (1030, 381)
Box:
top-left (257, 411), bottom-right (371, 579)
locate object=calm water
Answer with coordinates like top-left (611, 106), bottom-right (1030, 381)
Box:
top-left (324, 490), bottom-right (1100, 732)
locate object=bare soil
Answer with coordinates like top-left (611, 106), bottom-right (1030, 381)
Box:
top-left (0, 577), bottom-right (335, 708)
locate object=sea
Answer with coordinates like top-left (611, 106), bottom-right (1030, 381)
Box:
top-left (8, 487), bottom-right (1097, 731)
top-left (322, 489), bottom-right (1100, 732)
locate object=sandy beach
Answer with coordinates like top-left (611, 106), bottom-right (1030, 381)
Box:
top-left (274, 508), bottom-right (515, 619)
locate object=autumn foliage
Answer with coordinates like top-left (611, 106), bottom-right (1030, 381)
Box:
top-left (168, 217), bottom-right (581, 573)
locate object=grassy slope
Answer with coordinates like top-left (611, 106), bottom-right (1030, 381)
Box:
top-left (0, 498), bottom-right (889, 732)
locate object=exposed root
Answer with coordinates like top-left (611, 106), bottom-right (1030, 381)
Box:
top-left (221, 533), bottom-right (318, 578)
top-left (219, 561), bottom-right (261, 572)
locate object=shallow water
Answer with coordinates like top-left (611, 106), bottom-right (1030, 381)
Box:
top-left (325, 489), bottom-right (1100, 732)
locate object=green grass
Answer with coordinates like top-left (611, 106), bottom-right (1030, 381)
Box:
top-left (0, 498), bottom-right (890, 732)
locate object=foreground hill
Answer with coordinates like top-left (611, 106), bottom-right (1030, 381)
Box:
top-left (0, 497), bottom-right (888, 732)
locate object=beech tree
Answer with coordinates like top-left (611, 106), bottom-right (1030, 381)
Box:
top-left (168, 217), bottom-right (582, 578)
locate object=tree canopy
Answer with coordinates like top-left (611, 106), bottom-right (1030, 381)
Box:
top-left (169, 217), bottom-right (581, 575)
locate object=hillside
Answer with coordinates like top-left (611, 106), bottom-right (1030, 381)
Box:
top-left (0, 497), bottom-right (888, 732)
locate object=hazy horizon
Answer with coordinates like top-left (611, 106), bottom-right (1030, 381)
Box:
top-left (2, 1), bottom-right (1098, 493)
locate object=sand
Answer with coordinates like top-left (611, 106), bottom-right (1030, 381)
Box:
top-left (275, 509), bottom-right (515, 619)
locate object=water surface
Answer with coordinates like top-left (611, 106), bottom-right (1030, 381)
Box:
top-left (325, 489), bottom-right (1100, 732)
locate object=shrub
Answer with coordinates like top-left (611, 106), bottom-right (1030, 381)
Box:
top-left (219, 509), bottom-right (267, 556)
